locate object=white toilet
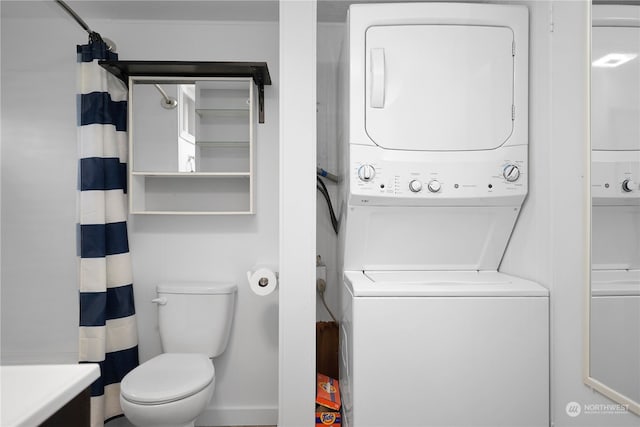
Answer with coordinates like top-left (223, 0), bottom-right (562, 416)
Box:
top-left (120, 282), bottom-right (237, 427)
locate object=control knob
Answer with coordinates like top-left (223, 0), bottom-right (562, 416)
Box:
top-left (503, 164), bottom-right (520, 182)
top-left (427, 180), bottom-right (442, 193)
top-left (409, 180), bottom-right (423, 193)
top-left (622, 179), bottom-right (635, 193)
top-left (357, 164), bottom-right (376, 182)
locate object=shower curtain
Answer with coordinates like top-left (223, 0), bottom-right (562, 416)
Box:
top-left (77, 38), bottom-right (139, 427)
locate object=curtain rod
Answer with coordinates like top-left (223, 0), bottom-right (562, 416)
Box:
top-left (55, 0), bottom-right (92, 35)
top-left (55, 0), bottom-right (116, 51)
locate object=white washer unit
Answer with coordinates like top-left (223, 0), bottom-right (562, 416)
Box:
top-left (590, 4), bottom-right (640, 405)
top-left (337, 3), bottom-right (549, 426)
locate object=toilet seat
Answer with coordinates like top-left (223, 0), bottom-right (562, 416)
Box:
top-left (121, 353), bottom-right (215, 405)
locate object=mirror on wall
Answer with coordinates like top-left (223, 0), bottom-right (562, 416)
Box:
top-left (131, 79), bottom-right (252, 174)
top-left (587, 4), bottom-right (640, 415)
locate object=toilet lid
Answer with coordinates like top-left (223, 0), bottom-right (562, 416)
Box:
top-left (121, 353), bottom-right (215, 404)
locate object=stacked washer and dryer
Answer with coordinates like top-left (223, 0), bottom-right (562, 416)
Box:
top-left (337, 3), bottom-right (549, 426)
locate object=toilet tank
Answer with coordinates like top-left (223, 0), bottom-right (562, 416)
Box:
top-left (156, 282), bottom-right (237, 357)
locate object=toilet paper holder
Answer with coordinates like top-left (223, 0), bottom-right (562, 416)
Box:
top-left (247, 267), bottom-right (279, 296)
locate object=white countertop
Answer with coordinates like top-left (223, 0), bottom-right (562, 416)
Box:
top-left (1, 364), bottom-right (100, 427)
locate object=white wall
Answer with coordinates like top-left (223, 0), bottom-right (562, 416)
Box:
top-left (1, 8), bottom-right (279, 427)
top-left (1, 13), bottom-right (80, 365)
top-left (278, 2), bottom-right (317, 426)
top-left (502, 2), bottom-right (638, 425)
top-left (546, 2), bottom-right (638, 426)
top-left (316, 22), bottom-right (343, 321)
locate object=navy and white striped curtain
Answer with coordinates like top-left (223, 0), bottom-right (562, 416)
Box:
top-left (77, 39), bottom-right (139, 427)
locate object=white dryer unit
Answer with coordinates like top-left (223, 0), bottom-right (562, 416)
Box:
top-left (338, 4), bottom-right (549, 427)
top-left (339, 2), bottom-right (531, 272)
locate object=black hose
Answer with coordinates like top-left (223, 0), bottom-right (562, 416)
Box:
top-left (317, 177), bottom-right (339, 234)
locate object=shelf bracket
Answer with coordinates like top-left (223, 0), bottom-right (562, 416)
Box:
top-left (258, 82), bottom-right (265, 124)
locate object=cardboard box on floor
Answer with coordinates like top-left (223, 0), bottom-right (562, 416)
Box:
top-left (315, 373), bottom-right (341, 427)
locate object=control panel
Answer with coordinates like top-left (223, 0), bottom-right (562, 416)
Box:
top-left (348, 145), bottom-right (528, 206)
top-left (591, 151), bottom-right (640, 205)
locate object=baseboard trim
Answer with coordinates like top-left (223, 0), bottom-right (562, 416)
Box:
top-left (1, 351), bottom-right (78, 365)
top-left (196, 406), bottom-right (278, 426)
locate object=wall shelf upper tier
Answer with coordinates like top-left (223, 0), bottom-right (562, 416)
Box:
top-left (99, 60), bottom-right (272, 123)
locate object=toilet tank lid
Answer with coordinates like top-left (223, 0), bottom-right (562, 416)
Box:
top-left (157, 282), bottom-right (237, 295)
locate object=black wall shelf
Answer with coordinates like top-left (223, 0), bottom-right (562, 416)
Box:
top-left (99, 60), bottom-right (271, 123)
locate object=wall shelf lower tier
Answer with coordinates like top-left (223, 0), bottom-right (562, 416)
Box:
top-left (130, 173), bottom-right (253, 215)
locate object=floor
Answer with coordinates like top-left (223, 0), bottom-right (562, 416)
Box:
top-left (107, 416), bottom-right (275, 427)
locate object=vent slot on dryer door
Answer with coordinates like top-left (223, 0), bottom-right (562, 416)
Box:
top-left (365, 24), bottom-right (515, 151)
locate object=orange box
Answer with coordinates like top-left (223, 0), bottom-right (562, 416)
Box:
top-left (315, 410), bottom-right (341, 427)
top-left (315, 373), bottom-right (341, 411)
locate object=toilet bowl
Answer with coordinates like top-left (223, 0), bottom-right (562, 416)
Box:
top-left (120, 353), bottom-right (215, 427)
top-left (119, 282), bottom-right (237, 427)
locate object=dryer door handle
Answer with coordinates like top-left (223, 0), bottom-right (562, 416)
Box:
top-left (370, 48), bottom-right (386, 108)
